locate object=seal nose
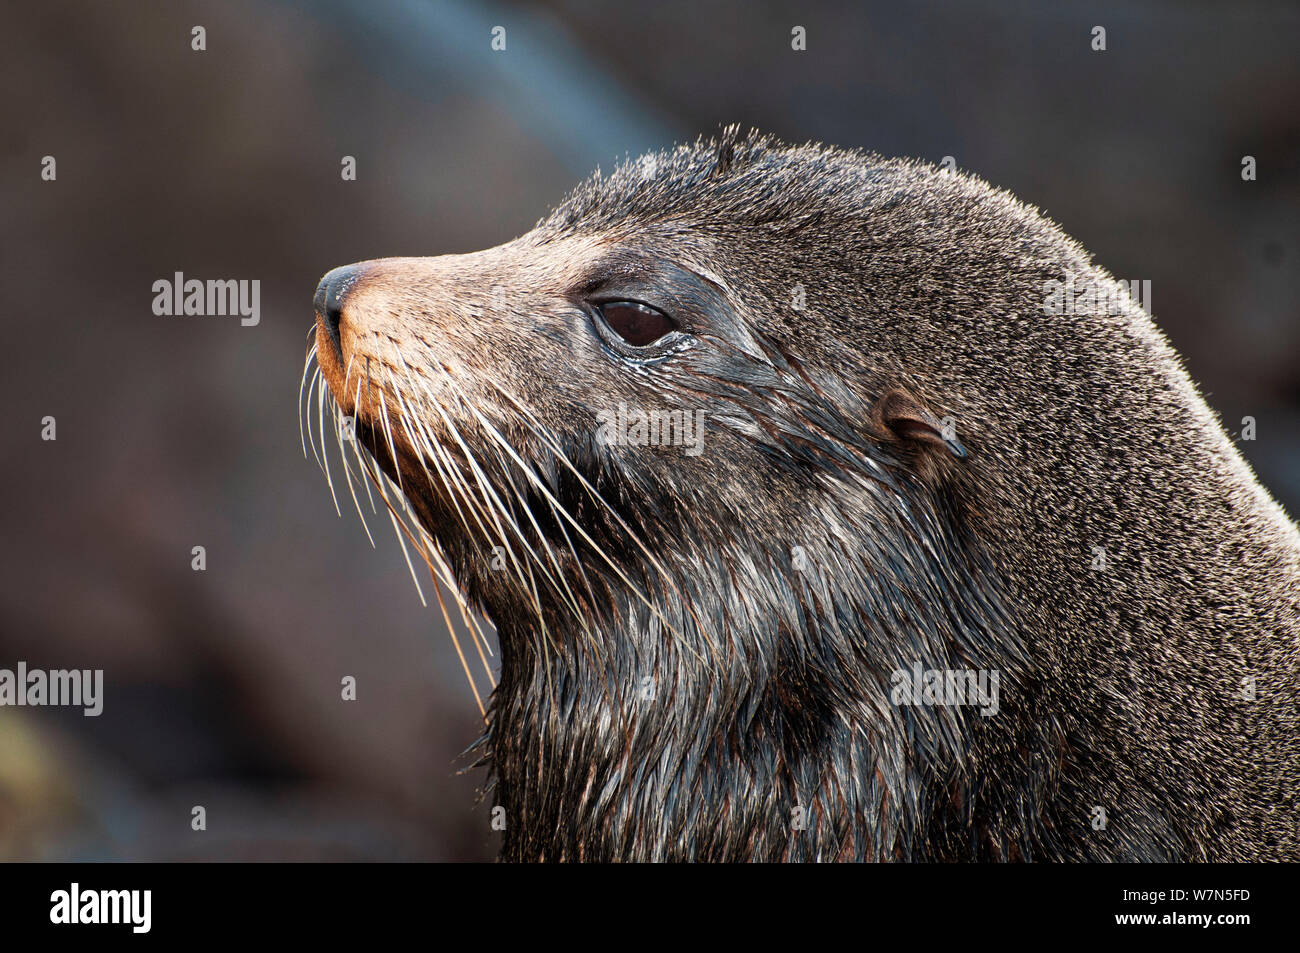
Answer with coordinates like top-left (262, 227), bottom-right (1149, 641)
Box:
top-left (314, 265), bottom-right (360, 361)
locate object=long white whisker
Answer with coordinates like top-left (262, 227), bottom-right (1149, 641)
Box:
top-left (337, 375), bottom-right (376, 548)
top-left (299, 335), bottom-right (318, 460)
top-left (317, 361), bottom-right (341, 517)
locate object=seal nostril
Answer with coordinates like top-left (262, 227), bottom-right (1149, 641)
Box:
top-left (324, 291), bottom-right (344, 336)
top-left (314, 265), bottom-right (358, 362)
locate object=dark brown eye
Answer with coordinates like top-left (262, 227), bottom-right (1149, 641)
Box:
top-left (595, 301), bottom-right (678, 347)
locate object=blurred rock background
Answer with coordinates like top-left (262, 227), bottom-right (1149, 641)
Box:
top-left (0, 0), bottom-right (1296, 860)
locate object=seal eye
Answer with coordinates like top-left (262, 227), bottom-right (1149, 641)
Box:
top-left (594, 301), bottom-right (678, 348)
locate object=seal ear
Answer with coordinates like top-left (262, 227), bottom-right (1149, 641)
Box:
top-left (874, 388), bottom-right (967, 458)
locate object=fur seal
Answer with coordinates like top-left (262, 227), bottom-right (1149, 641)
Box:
top-left (304, 127), bottom-right (1300, 861)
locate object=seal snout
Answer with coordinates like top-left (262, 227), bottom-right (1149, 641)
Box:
top-left (314, 264), bottom-right (364, 363)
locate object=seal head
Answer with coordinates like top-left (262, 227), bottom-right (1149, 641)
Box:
top-left (309, 128), bottom-right (1300, 861)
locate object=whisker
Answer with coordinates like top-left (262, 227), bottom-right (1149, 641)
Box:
top-left (317, 359), bottom-right (341, 517)
top-left (298, 336), bottom-right (318, 461)
top-left (376, 385), bottom-right (403, 492)
top-left (336, 375), bottom-right (376, 548)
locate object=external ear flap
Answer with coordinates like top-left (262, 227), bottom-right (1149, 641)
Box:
top-left (874, 388), bottom-right (967, 458)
